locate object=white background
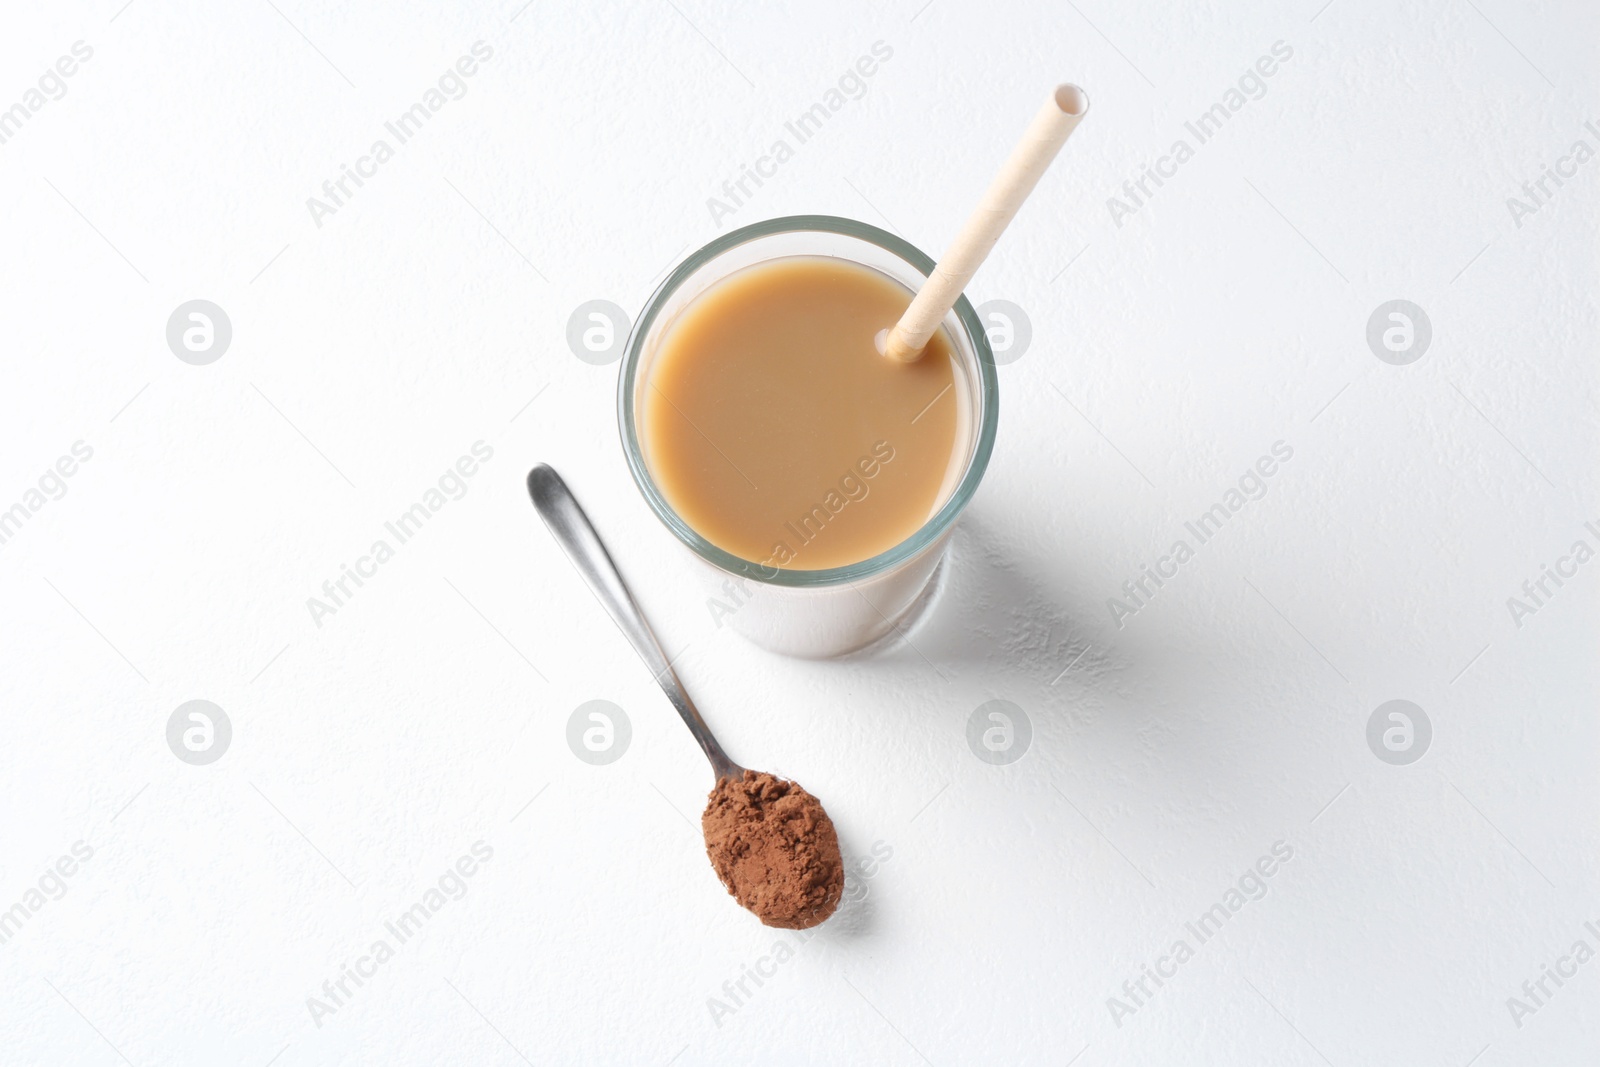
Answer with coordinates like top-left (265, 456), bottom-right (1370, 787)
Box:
top-left (2, 0), bottom-right (1596, 1064)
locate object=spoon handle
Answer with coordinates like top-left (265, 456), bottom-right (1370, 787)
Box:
top-left (526, 464), bottom-right (741, 780)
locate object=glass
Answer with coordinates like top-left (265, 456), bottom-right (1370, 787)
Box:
top-left (618, 215), bottom-right (999, 658)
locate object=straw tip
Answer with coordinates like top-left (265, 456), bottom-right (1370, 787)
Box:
top-left (1054, 84), bottom-right (1089, 116)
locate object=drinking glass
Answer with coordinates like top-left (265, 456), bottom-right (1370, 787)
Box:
top-left (618, 215), bottom-right (999, 658)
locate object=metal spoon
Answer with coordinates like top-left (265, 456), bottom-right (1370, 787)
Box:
top-left (526, 463), bottom-right (742, 780)
top-left (527, 463), bottom-right (845, 929)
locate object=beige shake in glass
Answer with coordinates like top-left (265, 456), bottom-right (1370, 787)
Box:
top-left (620, 87), bottom-right (1088, 657)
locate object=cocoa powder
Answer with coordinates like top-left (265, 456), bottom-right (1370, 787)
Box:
top-left (701, 771), bottom-right (843, 929)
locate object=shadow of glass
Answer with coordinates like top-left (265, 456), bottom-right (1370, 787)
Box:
top-left (848, 511), bottom-right (1115, 694)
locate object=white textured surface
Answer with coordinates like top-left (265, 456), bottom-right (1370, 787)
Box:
top-left (2, 1), bottom-right (1596, 1064)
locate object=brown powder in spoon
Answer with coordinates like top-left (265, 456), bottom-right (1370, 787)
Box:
top-left (701, 770), bottom-right (844, 929)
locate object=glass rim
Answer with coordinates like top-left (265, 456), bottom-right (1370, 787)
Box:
top-left (617, 214), bottom-right (1000, 589)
